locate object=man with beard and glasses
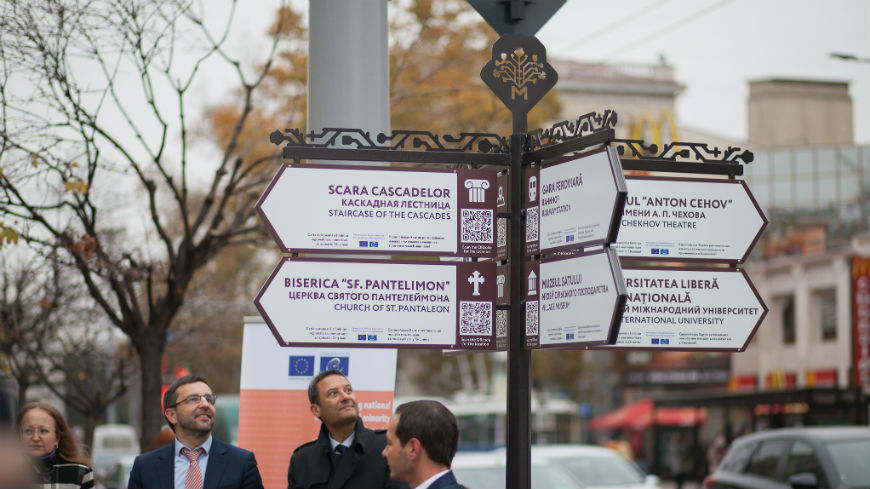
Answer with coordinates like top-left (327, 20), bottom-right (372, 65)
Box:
top-left (128, 375), bottom-right (264, 489)
top-left (287, 369), bottom-right (406, 489)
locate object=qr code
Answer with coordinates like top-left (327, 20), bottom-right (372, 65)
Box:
top-left (461, 209), bottom-right (493, 243)
top-left (459, 301), bottom-right (492, 336)
top-left (497, 218), bottom-right (507, 248)
top-left (526, 206), bottom-right (539, 242)
top-left (525, 301), bottom-right (539, 336)
top-left (496, 310), bottom-right (508, 338)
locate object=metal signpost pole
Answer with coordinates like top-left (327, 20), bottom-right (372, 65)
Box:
top-left (479, 26), bottom-right (559, 486)
top-left (507, 129), bottom-right (531, 489)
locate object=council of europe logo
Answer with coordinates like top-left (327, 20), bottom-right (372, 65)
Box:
top-left (321, 356), bottom-right (350, 376)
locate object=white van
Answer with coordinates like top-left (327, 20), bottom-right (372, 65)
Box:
top-left (91, 424), bottom-right (140, 485)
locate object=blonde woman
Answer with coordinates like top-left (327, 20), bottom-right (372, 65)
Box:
top-left (17, 402), bottom-right (94, 489)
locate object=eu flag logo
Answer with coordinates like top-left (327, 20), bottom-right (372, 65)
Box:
top-left (359, 241), bottom-right (369, 247)
top-left (288, 356), bottom-right (315, 376)
top-left (651, 338), bottom-right (660, 344)
top-left (357, 334), bottom-right (367, 341)
top-left (566, 235), bottom-right (574, 242)
top-left (651, 249), bottom-right (660, 255)
top-left (566, 333), bottom-right (574, 340)
top-left (320, 356), bottom-right (350, 376)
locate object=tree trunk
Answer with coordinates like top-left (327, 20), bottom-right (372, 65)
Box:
top-left (15, 377), bottom-right (29, 410)
top-left (83, 414), bottom-right (98, 458)
top-left (137, 342), bottom-right (165, 452)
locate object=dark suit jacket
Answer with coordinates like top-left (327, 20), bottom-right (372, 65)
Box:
top-left (287, 418), bottom-right (407, 489)
top-left (428, 471), bottom-right (462, 489)
top-left (128, 438), bottom-right (264, 489)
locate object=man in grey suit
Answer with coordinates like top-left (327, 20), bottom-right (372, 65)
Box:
top-left (128, 375), bottom-right (263, 489)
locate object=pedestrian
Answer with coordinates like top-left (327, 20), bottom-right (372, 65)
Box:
top-left (666, 432), bottom-right (687, 489)
top-left (17, 401), bottom-right (94, 489)
top-left (287, 369), bottom-right (406, 489)
top-left (127, 375), bottom-right (264, 489)
top-left (706, 434), bottom-right (727, 475)
top-left (381, 400), bottom-right (462, 489)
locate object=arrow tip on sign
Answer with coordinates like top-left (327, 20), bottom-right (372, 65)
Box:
top-left (468, 0), bottom-right (566, 36)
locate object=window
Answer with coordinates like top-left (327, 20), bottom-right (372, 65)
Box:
top-left (719, 440), bottom-right (757, 473)
top-left (782, 296), bottom-right (796, 344)
top-left (745, 440), bottom-right (788, 478)
top-left (826, 439), bottom-right (870, 488)
top-left (818, 289), bottom-right (837, 340)
top-left (785, 441), bottom-right (827, 488)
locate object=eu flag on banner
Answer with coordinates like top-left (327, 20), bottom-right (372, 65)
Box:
top-left (288, 356), bottom-right (315, 376)
top-left (320, 356), bottom-right (350, 376)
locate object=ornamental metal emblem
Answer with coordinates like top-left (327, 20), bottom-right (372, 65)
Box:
top-left (481, 34), bottom-right (557, 117)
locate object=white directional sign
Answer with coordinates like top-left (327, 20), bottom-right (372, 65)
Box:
top-left (525, 147), bottom-right (626, 255)
top-left (255, 257), bottom-right (498, 350)
top-left (525, 249), bottom-right (627, 349)
top-left (258, 164), bottom-right (498, 257)
top-left (614, 176), bottom-right (768, 263)
top-left (596, 266), bottom-right (768, 351)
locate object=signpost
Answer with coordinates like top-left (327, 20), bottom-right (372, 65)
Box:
top-left (258, 164), bottom-right (498, 257)
top-left (597, 266), bottom-right (767, 351)
top-left (255, 257), bottom-right (497, 350)
top-left (524, 147), bottom-right (627, 254)
top-left (524, 249), bottom-right (626, 349)
top-left (614, 176), bottom-right (768, 263)
top-left (260, 3), bottom-right (765, 487)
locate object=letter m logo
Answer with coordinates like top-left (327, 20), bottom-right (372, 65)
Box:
top-left (511, 85), bottom-right (528, 101)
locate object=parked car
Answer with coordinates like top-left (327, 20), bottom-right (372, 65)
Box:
top-left (451, 450), bottom-right (580, 489)
top-left (702, 426), bottom-right (870, 489)
top-left (450, 445), bottom-right (662, 489)
top-left (533, 444), bottom-right (661, 488)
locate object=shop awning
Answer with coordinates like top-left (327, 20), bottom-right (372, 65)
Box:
top-left (586, 398), bottom-right (706, 431)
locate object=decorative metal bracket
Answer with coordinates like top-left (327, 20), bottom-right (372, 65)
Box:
top-left (526, 110), bottom-right (618, 152)
top-left (268, 128), bottom-right (511, 167)
top-left (613, 139), bottom-right (754, 164)
top-left (269, 128), bottom-right (509, 153)
top-left (613, 139), bottom-right (754, 176)
top-left (519, 110), bottom-right (754, 176)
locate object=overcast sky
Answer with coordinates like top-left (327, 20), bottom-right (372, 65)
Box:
top-left (234, 0), bottom-right (869, 144)
top-left (533, 0), bottom-right (870, 143)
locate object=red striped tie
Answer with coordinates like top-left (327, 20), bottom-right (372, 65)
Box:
top-left (182, 447), bottom-right (205, 489)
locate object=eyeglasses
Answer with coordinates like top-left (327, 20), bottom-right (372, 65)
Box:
top-left (21, 428), bottom-right (54, 438)
top-left (168, 394), bottom-right (217, 408)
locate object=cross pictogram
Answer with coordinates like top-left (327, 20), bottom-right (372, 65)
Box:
top-left (468, 270), bottom-right (486, 296)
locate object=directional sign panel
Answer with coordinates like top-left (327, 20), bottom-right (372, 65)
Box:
top-left (613, 176), bottom-right (768, 263)
top-left (255, 257), bottom-right (498, 350)
top-left (526, 147), bottom-right (627, 255)
top-left (468, 0), bottom-right (566, 36)
top-left (525, 249), bottom-right (627, 349)
top-left (257, 164), bottom-right (498, 257)
top-left (595, 266), bottom-right (768, 352)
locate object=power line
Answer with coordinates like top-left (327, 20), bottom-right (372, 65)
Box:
top-left (601, 0), bottom-right (734, 60)
top-left (552, 0), bottom-right (673, 55)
